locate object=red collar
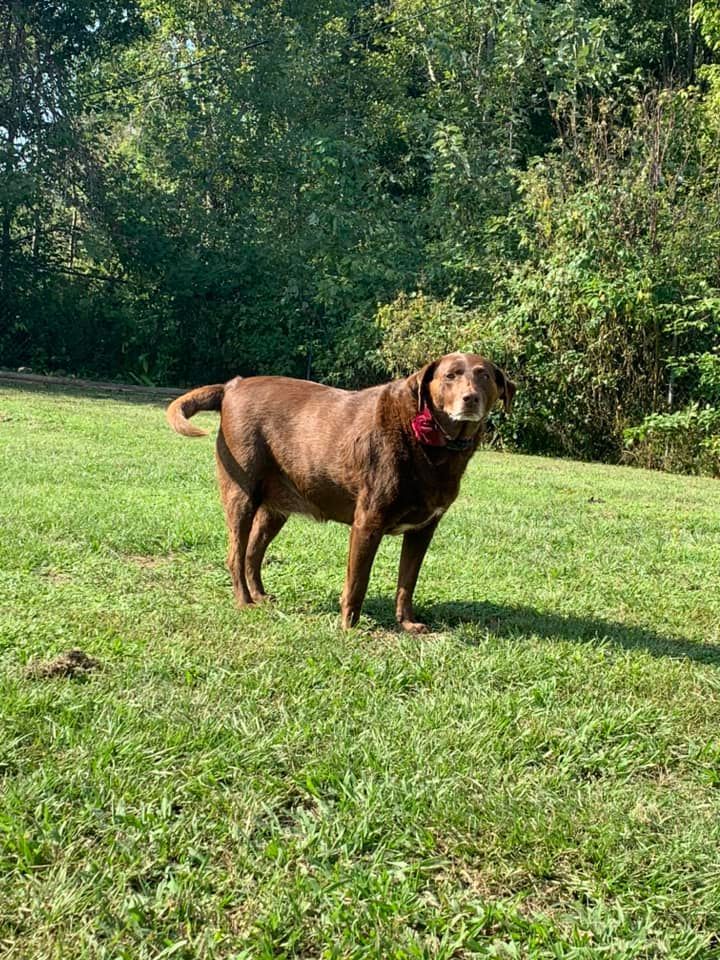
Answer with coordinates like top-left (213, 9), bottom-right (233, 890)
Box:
top-left (410, 405), bottom-right (474, 451)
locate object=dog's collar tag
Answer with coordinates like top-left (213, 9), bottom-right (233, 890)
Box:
top-left (410, 406), bottom-right (474, 451)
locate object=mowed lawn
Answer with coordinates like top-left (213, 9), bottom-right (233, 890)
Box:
top-left (2, 384), bottom-right (720, 960)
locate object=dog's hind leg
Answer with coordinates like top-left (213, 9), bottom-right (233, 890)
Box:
top-left (222, 487), bottom-right (257, 607)
top-left (215, 426), bottom-right (264, 608)
top-left (245, 506), bottom-right (287, 602)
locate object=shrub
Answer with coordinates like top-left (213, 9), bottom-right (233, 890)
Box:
top-left (624, 405), bottom-right (720, 476)
top-left (484, 89), bottom-right (720, 466)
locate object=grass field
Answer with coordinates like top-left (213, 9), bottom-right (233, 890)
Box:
top-left (2, 383), bottom-right (720, 960)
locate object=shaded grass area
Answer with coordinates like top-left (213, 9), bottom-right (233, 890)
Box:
top-left (1, 384), bottom-right (720, 959)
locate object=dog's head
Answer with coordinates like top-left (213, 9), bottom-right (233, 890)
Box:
top-left (408, 352), bottom-right (516, 421)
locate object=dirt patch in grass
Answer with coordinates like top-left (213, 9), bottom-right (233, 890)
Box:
top-left (432, 843), bottom-right (586, 922)
top-left (127, 554), bottom-right (175, 569)
top-left (38, 568), bottom-right (72, 584)
top-left (25, 649), bottom-right (103, 679)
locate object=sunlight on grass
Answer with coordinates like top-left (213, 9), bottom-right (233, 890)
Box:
top-left (1, 384), bottom-right (720, 959)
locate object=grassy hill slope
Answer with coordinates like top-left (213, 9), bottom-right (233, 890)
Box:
top-left (1, 384), bottom-right (720, 959)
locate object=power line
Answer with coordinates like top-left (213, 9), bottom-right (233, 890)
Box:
top-left (10, 257), bottom-right (132, 285)
top-left (346, 0), bottom-right (463, 45)
top-left (84, 38), bottom-right (272, 102)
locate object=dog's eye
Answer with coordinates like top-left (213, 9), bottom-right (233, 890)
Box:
top-left (445, 372), bottom-right (456, 381)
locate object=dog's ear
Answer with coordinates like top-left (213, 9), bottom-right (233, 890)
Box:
top-left (407, 360), bottom-right (439, 410)
top-left (493, 364), bottom-right (516, 414)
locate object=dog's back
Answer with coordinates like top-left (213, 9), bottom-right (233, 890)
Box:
top-left (216, 376), bottom-right (389, 524)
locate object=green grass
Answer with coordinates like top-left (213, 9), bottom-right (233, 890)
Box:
top-left (1, 384), bottom-right (720, 960)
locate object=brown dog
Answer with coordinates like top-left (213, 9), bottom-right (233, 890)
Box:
top-left (166, 353), bottom-right (515, 632)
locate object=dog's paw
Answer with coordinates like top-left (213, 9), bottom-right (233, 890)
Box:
top-left (251, 592), bottom-right (275, 604)
top-left (399, 619), bottom-right (430, 635)
top-left (234, 597), bottom-right (255, 609)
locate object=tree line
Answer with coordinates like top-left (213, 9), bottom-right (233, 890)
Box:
top-left (2, 0), bottom-right (719, 472)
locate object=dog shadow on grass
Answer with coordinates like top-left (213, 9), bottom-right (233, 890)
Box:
top-left (336, 596), bottom-right (720, 666)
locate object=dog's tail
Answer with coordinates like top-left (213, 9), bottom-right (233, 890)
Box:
top-left (166, 383), bottom-right (227, 437)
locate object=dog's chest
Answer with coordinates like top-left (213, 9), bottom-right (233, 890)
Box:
top-left (384, 459), bottom-right (465, 535)
top-left (387, 505), bottom-right (447, 536)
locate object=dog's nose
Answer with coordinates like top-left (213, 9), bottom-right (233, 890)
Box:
top-left (463, 393), bottom-right (479, 405)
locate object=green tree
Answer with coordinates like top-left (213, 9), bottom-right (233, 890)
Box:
top-left (0, 1), bottom-right (143, 369)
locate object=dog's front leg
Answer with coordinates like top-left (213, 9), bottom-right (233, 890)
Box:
top-left (340, 513), bottom-right (384, 630)
top-left (395, 520), bottom-right (440, 634)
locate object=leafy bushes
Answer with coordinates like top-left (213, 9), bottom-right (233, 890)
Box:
top-left (482, 91), bottom-right (720, 469)
top-left (376, 294), bottom-right (474, 377)
top-left (373, 88), bottom-right (720, 475)
top-left (624, 406), bottom-right (720, 476)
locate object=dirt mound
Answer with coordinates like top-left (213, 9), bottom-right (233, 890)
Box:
top-left (25, 649), bottom-right (103, 679)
